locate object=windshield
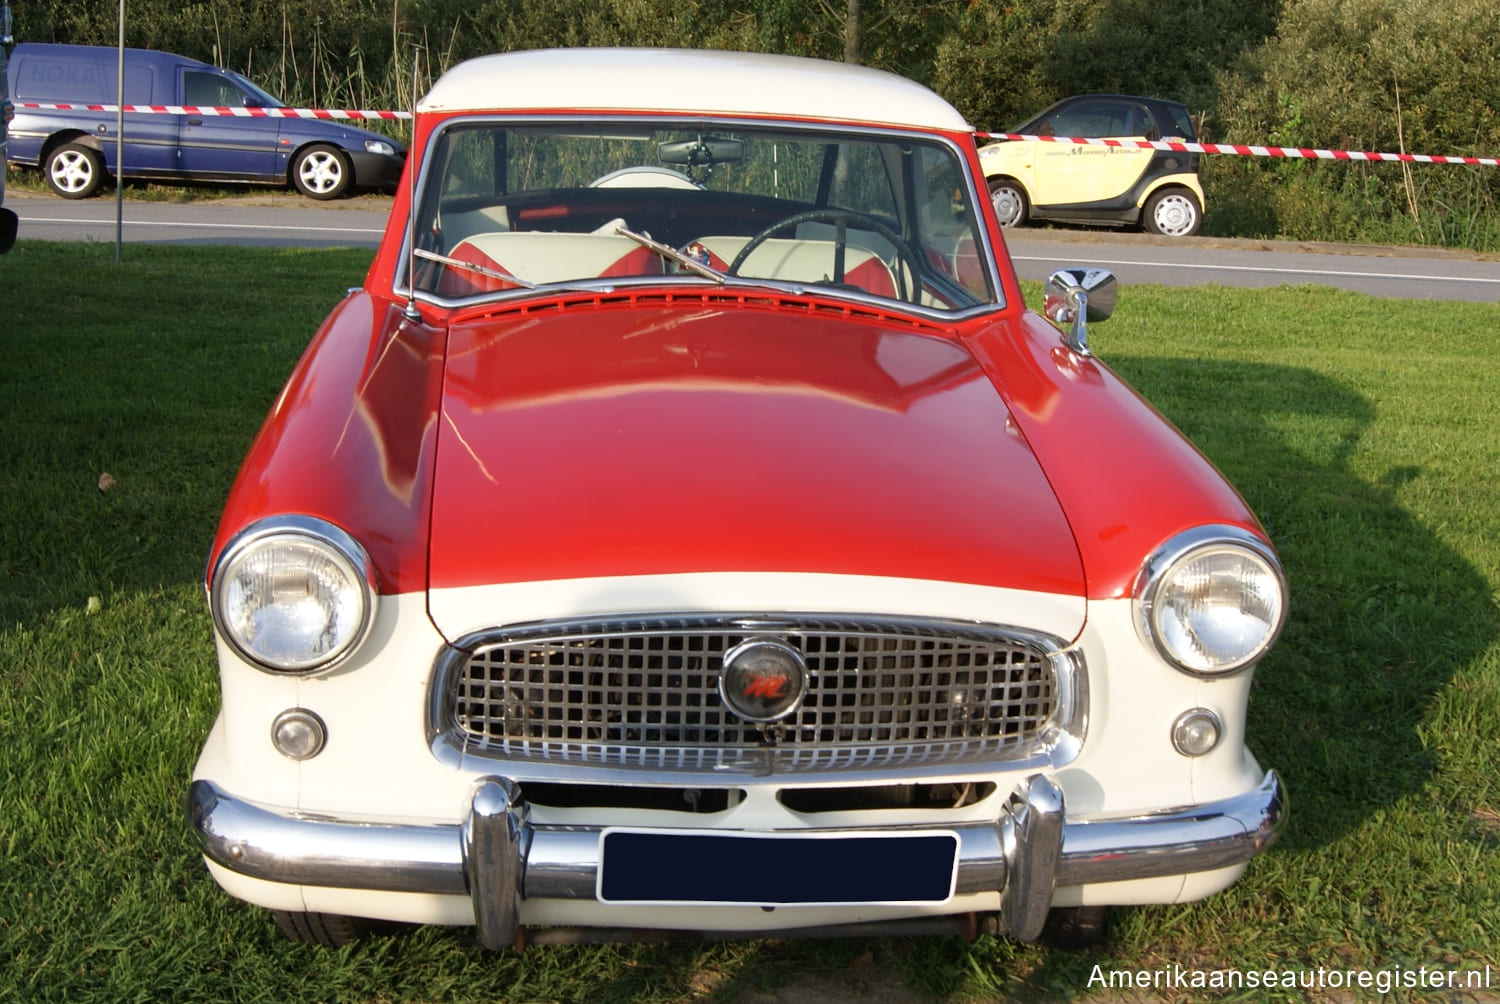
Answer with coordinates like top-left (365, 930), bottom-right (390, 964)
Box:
top-left (229, 71), bottom-right (284, 109)
top-left (408, 120), bottom-right (999, 313)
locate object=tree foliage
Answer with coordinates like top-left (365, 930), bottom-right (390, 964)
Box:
top-left (933, 0), bottom-right (1280, 133)
top-left (8, 0), bottom-right (1496, 248)
top-left (1212, 0), bottom-right (1499, 247)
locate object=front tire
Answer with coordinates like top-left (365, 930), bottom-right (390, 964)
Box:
top-left (1038, 906), bottom-right (1109, 949)
top-left (292, 144), bottom-right (352, 200)
top-left (45, 142), bottom-right (106, 199)
top-left (987, 177), bottom-right (1029, 229)
top-left (1142, 188), bottom-right (1202, 237)
top-left (271, 910), bottom-right (366, 947)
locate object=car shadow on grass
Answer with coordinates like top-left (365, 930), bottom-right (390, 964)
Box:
top-left (1106, 356), bottom-right (1498, 850)
top-left (988, 354), bottom-right (1500, 999)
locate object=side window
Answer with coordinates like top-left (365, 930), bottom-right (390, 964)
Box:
top-left (441, 127), bottom-right (499, 197)
top-left (1049, 101), bottom-right (1133, 138)
top-left (827, 142), bottom-right (898, 219)
top-left (183, 71), bottom-right (246, 108)
top-left (1165, 105), bottom-right (1197, 141)
top-left (912, 145), bottom-right (992, 300)
top-left (1125, 103), bottom-right (1156, 139)
top-left (911, 146), bottom-right (965, 237)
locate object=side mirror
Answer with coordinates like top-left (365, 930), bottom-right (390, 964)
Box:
top-left (1044, 268), bottom-right (1117, 357)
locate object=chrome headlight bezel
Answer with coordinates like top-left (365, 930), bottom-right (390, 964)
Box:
top-left (209, 515), bottom-right (377, 675)
top-left (1134, 525), bottom-right (1288, 677)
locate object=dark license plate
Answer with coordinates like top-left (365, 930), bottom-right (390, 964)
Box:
top-left (597, 829), bottom-right (959, 905)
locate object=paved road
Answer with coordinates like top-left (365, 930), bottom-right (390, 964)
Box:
top-left (7, 190), bottom-right (1498, 302)
top-left (1004, 232), bottom-right (1500, 303)
top-left (6, 191), bottom-right (390, 248)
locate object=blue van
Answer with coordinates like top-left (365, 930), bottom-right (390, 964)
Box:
top-left (6, 43), bottom-right (404, 200)
top-left (0, 2), bottom-right (17, 251)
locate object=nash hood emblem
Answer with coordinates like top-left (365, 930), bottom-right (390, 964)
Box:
top-left (718, 639), bottom-right (808, 723)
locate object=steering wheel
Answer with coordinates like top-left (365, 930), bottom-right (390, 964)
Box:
top-left (726, 208), bottom-right (923, 304)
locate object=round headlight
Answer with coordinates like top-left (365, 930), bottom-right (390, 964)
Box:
top-left (210, 516), bottom-right (376, 674)
top-left (1136, 526), bottom-right (1287, 676)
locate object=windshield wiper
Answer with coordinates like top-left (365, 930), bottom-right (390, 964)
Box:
top-left (413, 247), bottom-right (537, 289)
top-left (613, 225), bottom-right (726, 284)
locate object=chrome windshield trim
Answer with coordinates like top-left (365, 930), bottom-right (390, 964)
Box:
top-left (394, 113), bottom-right (1008, 317)
top-left (410, 275), bottom-right (1006, 326)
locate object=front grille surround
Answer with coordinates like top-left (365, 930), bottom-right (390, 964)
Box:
top-left (428, 614), bottom-right (1085, 782)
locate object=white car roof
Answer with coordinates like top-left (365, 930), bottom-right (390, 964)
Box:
top-left (419, 48), bottom-right (974, 132)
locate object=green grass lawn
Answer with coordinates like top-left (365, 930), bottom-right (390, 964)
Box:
top-left (1, 241), bottom-right (1497, 1003)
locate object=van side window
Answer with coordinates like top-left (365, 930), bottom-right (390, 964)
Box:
top-left (183, 71), bottom-right (245, 108)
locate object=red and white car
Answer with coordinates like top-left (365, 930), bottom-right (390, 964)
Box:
top-left (189, 48), bottom-right (1287, 949)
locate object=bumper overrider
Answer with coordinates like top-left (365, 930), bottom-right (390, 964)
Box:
top-left (188, 769), bottom-right (1285, 948)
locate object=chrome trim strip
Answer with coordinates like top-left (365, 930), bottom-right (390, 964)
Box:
top-left (1055, 768), bottom-right (1287, 885)
top-left (188, 770), bottom-right (1285, 927)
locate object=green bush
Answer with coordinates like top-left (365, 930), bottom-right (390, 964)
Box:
top-left (1213, 0), bottom-right (1500, 249)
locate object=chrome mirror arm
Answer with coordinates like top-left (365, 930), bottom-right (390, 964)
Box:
top-left (1044, 268), bottom-right (1118, 356)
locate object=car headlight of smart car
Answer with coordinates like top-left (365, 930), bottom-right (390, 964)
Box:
top-left (364, 139), bottom-right (398, 157)
top-left (210, 516), bottom-right (376, 674)
top-left (1135, 525), bottom-right (1287, 676)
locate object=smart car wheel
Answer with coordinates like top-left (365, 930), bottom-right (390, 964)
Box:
top-left (1142, 188), bottom-right (1202, 237)
top-left (45, 142), bottom-right (106, 199)
top-left (292, 144), bottom-right (352, 200)
top-left (987, 178), bottom-right (1028, 228)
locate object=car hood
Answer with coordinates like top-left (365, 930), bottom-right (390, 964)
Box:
top-left (283, 116), bottom-right (405, 152)
top-left (426, 299), bottom-right (1084, 604)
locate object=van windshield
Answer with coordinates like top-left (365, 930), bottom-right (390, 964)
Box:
top-left (229, 72), bottom-right (283, 109)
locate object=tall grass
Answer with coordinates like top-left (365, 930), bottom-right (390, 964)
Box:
top-left (1205, 157), bottom-right (1500, 252)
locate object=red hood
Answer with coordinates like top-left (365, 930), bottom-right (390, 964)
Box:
top-left (427, 299), bottom-right (1084, 595)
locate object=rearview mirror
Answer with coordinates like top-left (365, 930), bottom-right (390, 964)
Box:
top-left (659, 135), bottom-right (745, 167)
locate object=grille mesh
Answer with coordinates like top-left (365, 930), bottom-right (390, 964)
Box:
top-left (442, 616), bottom-right (1061, 771)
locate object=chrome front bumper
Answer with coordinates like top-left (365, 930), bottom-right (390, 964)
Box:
top-left (188, 770), bottom-right (1285, 948)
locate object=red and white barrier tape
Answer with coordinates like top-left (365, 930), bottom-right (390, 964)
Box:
top-left (15, 101), bottom-right (411, 121)
top-left (976, 132), bottom-right (1498, 167)
top-left (15, 105), bottom-right (1496, 165)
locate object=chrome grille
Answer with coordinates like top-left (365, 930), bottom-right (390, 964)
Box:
top-left (437, 615), bottom-right (1070, 773)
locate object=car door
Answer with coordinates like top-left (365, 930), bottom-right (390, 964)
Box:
top-left (1028, 98), bottom-right (1157, 208)
top-left (176, 68), bottom-right (280, 180)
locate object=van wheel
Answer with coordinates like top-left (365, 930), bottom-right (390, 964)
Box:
top-left (46, 142), bottom-right (107, 199)
top-left (292, 145), bottom-right (352, 200)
